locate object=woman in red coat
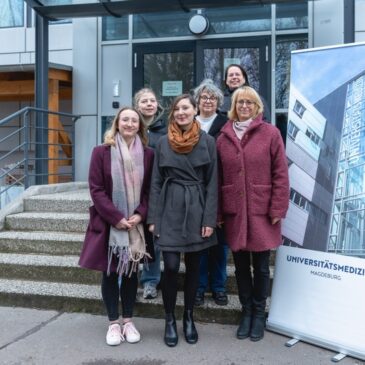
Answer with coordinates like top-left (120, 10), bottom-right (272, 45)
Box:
top-left (79, 107), bottom-right (154, 347)
top-left (216, 86), bottom-right (289, 342)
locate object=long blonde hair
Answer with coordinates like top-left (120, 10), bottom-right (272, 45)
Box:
top-left (103, 107), bottom-right (147, 146)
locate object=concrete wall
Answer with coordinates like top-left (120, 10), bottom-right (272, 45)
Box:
top-left (0, 23), bottom-right (73, 66)
top-left (355, 0), bottom-right (365, 42)
top-left (72, 18), bottom-right (98, 181)
top-left (313, 0), bottom-right (344, 47)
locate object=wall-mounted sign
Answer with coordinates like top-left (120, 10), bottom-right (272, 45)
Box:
top-left (162, 81), bottom-right (183, 96)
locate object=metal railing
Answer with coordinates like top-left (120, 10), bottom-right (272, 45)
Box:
top-left (0, 107), bottom-right (81, 208)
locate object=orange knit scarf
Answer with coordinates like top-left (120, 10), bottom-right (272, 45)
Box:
top-left (168, 120), bottom-right (200, 154)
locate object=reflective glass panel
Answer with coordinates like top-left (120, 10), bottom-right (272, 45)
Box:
top-left (276, 2), bottom-right (308, 30)
top-left (203, 47), bottom-right (260, 91)
top-left (143, 52), bottom-right (194, 111)
top-left (203, 5), bottom-right (271, 34)
top-left (102, 16), bottom-right (128, 41)
top-left (133, 11), bottom-right (193, 39)
top-left (0, 0), bottom-right (24, 28)
top-left (275, 37), bottom-right (308, 108)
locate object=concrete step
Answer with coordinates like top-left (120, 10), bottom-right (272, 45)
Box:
top-left (24, 189), bottom-right (91, 213)
top-left (5, 212), bottom-right (89, 233)
top-left (0, 231), bottom-right (84, 255)
top-left (0, 253), bottom-right (99, 285)
top-left (0, 253), bottom-right (274, 294)
top-left (0, 278), bottom-right (252, 324)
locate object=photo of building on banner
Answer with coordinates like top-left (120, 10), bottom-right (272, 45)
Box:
top-left (282, 43), bottom-right (365, 258)
top-left (268, 43), bottom-right (365, 361)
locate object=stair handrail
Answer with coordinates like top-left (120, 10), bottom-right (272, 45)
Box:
top-left (0, 107), bottom-right (82, 209)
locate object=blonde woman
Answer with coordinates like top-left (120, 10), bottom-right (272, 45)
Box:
top-left (79, 107), bottom-right (154, 346)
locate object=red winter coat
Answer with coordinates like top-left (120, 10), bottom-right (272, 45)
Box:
top-left (216, 115), bottom-right (289, 252)
top-left (79, 144), bottom-right (154, 272)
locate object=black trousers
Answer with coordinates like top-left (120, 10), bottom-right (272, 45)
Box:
top-left (101, 271), bottom-right (138, 321)
top-left (232, 250), bottom-right (270, 314)
top-left (162, 251), bottom-right (201, 314)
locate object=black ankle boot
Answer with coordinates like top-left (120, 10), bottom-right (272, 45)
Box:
top-left (250, 315), bottom-right (265, 342)
top-left (183, 310), bottom-right (198, 344)
top-left (236, 311), bottom-right (252, 340)
top-left (164, 313), bottom-right (178, 347)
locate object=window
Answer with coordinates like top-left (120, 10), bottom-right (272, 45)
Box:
top-left (0, 0), bottom-right (24, 28)
top-left (305, 127), bottom-right (320, 145)
top-left (287, 120), bottom-right (299, 140)
top-left (275, 38), bottom-right (308, 109)
top-left (276, 2), bottom-right (308, 30)
top-left (102, 16), bottom-right (128, 41)
top-left (203, 5), bottom-right (271, 34)
top-left (293, 100), bottom-right (306, 118)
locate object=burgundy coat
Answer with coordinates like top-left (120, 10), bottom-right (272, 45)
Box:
top-left (216, 115), bottom-right (289, 252)
top-left (79, 144), bottom-right (154, 271)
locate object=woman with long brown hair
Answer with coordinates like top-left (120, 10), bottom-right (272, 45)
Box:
top-left (148, 94), bottom-right (217, 347)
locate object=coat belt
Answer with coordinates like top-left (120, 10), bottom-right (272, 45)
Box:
top-left (156, 177), bottom-right (204, 239)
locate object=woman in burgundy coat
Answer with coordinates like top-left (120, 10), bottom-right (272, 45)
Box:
top-left (216, 86), bottom-right (289, 342)
top-left (79, 107), bottom-right (154, 347)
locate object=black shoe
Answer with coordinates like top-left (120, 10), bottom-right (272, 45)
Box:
top-left (250, 315), bottom-right (265, 342)
top-left (183, 310), bottom-right (198, 344)
top-left (194, 292), bottom-right (204, 306)
top-left (212, 291), bottom-right (228, 306)
top-left (164, 313), bottom-right (178, 347)
top-left (236, 313), bottom-right (252, 340)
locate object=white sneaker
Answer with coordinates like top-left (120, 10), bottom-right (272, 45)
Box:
top-left (143, 285), bottom-right (157, 299)
top-left (106, 323), bottom-right (123, 346)
top-left (122, 321), bottom-right (141, 343)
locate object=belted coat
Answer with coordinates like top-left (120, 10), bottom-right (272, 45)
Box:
top-left (216, 115), bottom-right (289, 252)
top-left (147, 131), bottom-right (218, 252)
top-left (79, 144), bottom-right (154, 272)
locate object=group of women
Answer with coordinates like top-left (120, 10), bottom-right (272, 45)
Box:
top-left (78, 64), bottom-right (289, 348)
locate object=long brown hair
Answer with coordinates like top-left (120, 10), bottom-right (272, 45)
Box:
top-left (104, 107), bottom-right (148, 146)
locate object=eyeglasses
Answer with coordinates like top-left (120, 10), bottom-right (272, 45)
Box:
top-left (200, 95), bottom-right (217, 102)
top-left (237, 99), bottom-right (256, 107)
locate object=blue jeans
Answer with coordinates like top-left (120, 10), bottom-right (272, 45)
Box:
top-left (140, 245), bottom-right (161, 288)
top-left (198, 228), bottom-right (228, 294)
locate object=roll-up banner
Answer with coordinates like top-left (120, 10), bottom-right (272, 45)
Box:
top-left (267, 42), bottom-right (365, 361)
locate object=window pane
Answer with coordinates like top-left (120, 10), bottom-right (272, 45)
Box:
top-left (0, 0), bottom-right (24, 28)
top-left (203, 5), bottom-right (271, 34)
top-left (133, 11), bottom-right (193, 39)
top-left (275, 38), bottom-right (308, 108)
top-left (203, 47), bottom-right (260, 91)
top-left (276, 2), bottom-right (308, 30)
top-left (102, 16), bottom-right (128, 41)
top-left (143, 52), bottom-right (194, 111)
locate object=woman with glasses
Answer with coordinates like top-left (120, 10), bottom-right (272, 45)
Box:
top-left (216, 86), bottom-right (289, 342)
top-left (192, 79), bottom-right (229, 307)
top-left (221, 64), bottom-right (271, 122)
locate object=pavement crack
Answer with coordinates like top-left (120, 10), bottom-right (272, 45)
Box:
top-left (0, 311), bottom-right (63, 351)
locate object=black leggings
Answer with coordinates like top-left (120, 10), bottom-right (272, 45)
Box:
top-left (101, 271), bottom-right (138, 321)
top-left (162, 251), bottom-right (201, 314)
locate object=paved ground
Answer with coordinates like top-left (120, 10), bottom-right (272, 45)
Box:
top-left (1, 306), bottom-right (364, 365)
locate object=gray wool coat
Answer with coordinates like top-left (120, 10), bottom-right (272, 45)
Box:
top-left (147, 131), bottom-right (218, 252)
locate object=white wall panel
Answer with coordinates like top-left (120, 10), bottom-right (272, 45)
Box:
top-left (0, 28), bottom-right (25, 53)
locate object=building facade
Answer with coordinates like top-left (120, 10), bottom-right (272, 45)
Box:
top-left (0, 0), bottom-right (364, 181)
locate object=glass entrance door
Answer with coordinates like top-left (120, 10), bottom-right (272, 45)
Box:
top-left (196, 37), bottom-right (270, 111)
top-left (133, 42), bottom-right (195, 112)
top-left (133, 37), bottom-right (270, 114)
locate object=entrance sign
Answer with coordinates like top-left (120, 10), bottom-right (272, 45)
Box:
top-left (268, 246), bottom-right (365, 360)
top-left (268, 42), bottom-right (365, 361)
top-left (162, 81), bottom-right (182, 96)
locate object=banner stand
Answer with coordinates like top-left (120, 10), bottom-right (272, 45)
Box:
top-left (283, 338), bottom-right (347, 363)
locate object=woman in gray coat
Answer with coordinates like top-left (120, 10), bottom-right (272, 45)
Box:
top-left (148, 94), bottom-right (217, 347)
